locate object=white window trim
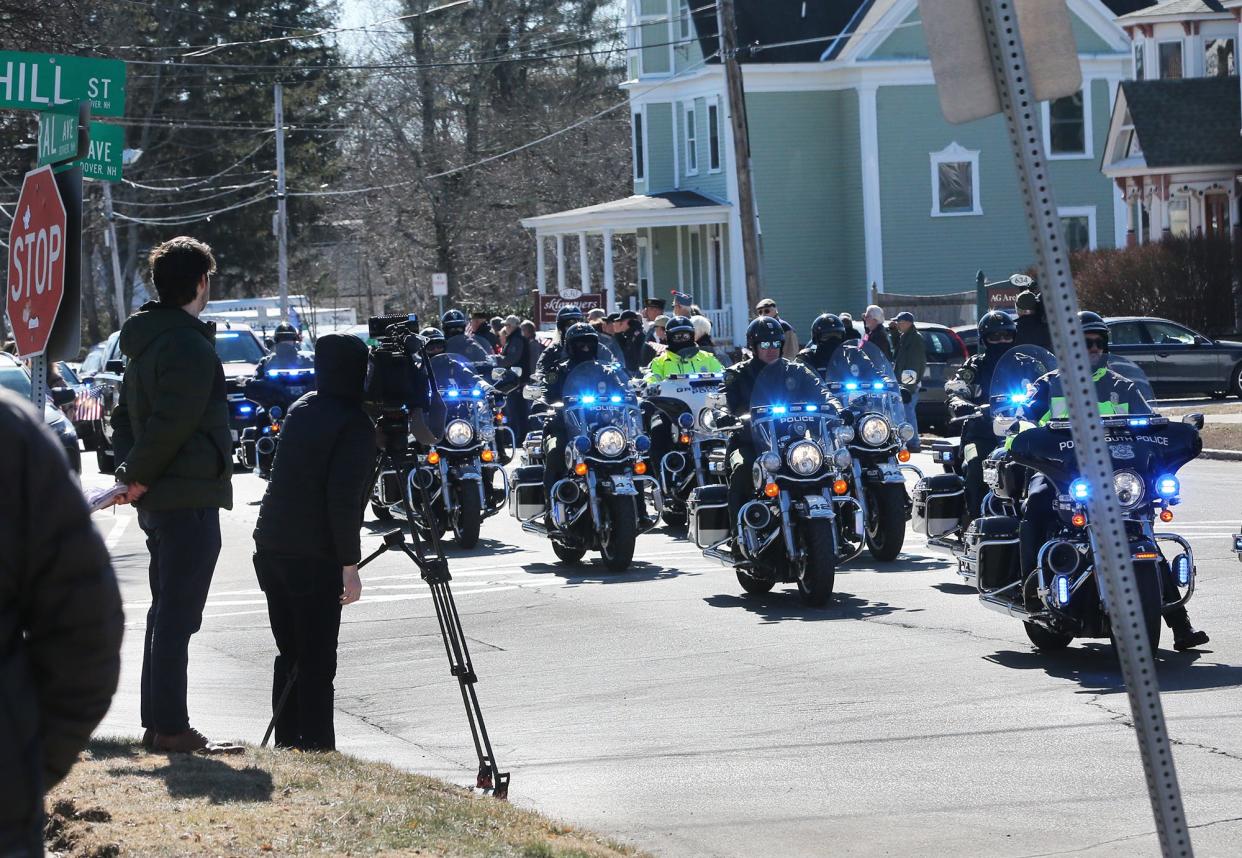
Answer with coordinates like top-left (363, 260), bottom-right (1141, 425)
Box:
top-left (632, 106), bottom-right (648, 183)
top-left (678, 0), bottom-right (692, 41)
top-left (683, 102), bottom-right (699, 176)
top-left (1157, 39), bottom-right (1184, 79)
top-left (930, 142), bottom-right (982, 218)
top-left (1058, 205), bottom-right (1098, 252)
top-left (707, 98), bottom-right (722, 173)
top-left (635, 1), bottom-right (675, 79)
top-left (1042, 84), bottom-right (1093, 161)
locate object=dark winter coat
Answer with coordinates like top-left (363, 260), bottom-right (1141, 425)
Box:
top-left (864, 323), bottom-right (893, 361)
top-left (893, 327), bottom-right (928, 395)
top-left (111, 302), bottom-right (233, 510)
top-left (253, 334), bottom-right (377, 567)
top-left (1014, 313), bottom-right (1052, 350)
top-left (0, 391), bottom-right (123, 840)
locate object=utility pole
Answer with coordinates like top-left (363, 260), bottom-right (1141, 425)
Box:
top-left (274, 82), bottom-right (289, 322)
top-left (717, 0), bottom-right (763, 312)
top-left (102, 182), bottom-right (126, 326)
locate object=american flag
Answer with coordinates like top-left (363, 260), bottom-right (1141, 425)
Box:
top-left (73, 385), bottom-right (105, 423)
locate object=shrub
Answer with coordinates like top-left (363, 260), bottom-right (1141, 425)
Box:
top-left (1071, 235), bottom-right (1237, 336)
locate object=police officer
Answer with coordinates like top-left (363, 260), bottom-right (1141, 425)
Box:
top-left (256, 322), bottom-right (309, 374)
top-left (796, 313), bottom-right (847, 378)
top-left (643, 317), bottom-right (725, 480)
top-left (720, 317), bottom-right (834, 530)
top-left (534, 305), bottom-right (585, 380)
top-left (946, 310), bottom-right (1018, 518)
top-left (421, 326), bottom-right (446, 359)
top-left (441, 309), bottom-right (491, 362)
top-left (1016, 312), bottom-right (1209, 651)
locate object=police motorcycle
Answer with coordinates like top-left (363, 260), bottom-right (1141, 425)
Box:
top-left (822, 342), bottom-right (918, 561)
top-left (509, 359), bottom-right (662, 571)
top-left (643, 371), bottom-right (728, 526)
top-left (953, 347), bottom-right (1202, 651)
top-left (238, 358), bottom-right (315, 476)
top-left (690, 360), bottom-right (856, 606)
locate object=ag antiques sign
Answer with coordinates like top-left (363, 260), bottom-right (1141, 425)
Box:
top-left (0, 52), bottom-right (126, 116)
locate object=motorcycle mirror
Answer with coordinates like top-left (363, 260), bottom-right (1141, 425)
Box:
top-left (1182, 412), bottom-right (1205, 430)
top-left (269, 405), bottom-right (283, 420)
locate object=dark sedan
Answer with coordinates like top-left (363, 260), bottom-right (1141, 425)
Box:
top-left (912, 322), bottom-right (968, 433)
top-left (1105, 317), bottom-right (1242, 399)
top-left (0, 353), bottom-right (82, 472)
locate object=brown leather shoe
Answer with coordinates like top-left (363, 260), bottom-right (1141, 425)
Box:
top-left (141, 728), bottom-right (154, 751)
top-left (151, 728), bottom-right (210, 754)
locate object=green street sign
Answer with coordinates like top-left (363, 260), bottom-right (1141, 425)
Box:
top-left (0, 52), bottom-right (126, 116)
top-left (53, 123), bottom-right (124, 182)
top-left (37, 102), bottom-right (90, 166)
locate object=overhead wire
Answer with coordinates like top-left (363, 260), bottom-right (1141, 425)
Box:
top-left (111, 191), bottom-right (275, 226)
top-left (111, 177), bottom-right (274, 207)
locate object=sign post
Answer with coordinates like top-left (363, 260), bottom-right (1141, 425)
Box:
top-left (432, 272), bottom-right (448, 319)
top-left (920, 1), bottom-right (1193, 853)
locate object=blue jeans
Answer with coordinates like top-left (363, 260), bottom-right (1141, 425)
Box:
top-left (903, 390), bottom-right (920, 450)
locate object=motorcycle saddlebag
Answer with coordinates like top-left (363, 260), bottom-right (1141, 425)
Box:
top-left (689, 484), bottom-right (730, 548)
top-left (911, 474), bottom-right (965, 537)
top-left (966, 515), bottom-right (1021, 592)
top-left (509, 464), bottom-right (546, 521)
top-left (378, 469), bottom-right (404, 506)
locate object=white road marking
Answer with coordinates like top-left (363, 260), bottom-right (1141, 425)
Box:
top-left (102, 514), bottom-right (132, 551)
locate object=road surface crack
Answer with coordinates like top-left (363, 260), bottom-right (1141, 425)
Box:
top-left (1083, 695), bottom-right (1242, 762)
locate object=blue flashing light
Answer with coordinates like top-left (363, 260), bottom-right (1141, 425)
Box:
top-left (1054, 574), bottom-right (1071, 607)
top-left (609, 394), bottom-right (622, 404)
top-left (1174, 554), bottom-right (1192, 587)
top-left (216, 332), bottom-right (241, 338)
top-left (677, 412), bottom-right (694, 429)
top-left (806, 404), bottom-right (818, 412)
top-left (1156, 474), bottom-right (1179, 499)
top-left (688, 373), bottom-right (700, 380)
top-left (447, 389), bottom-right (460, 398)
top-left (1070, 478), bottom-right (1090, 501)
top-left (262, 426), bottom-right (271, 434)
top-left (581, 394), bottom-right (597, 405)
top-left (872, 381), bottom-right (885, 390)
top-left (574, 436), bottom-right (592, 453)
top-left (237, 405), bottom-right (254, 415)
top-left (635, 435), bottom-right (651, 453)
top-left (772, 405), bottom-right (787, 415)
top-left (844, 382), bottom-right (859, 391)
top-left (471, 387), bottom-right (483, 398)
top-left (1008, 392), bottom-right (1029, 405)
top-left (1129, 417), bottom-right (1150, 428)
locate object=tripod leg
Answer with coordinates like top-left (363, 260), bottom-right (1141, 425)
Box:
top-left (260, 662), bottom-right (298, 748)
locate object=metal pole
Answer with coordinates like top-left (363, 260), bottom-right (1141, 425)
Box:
top-left (29, 354), bottom-right (47, 410)
top-left (102, 182), bottom-right (126, 326)
top-left (717, 0), bottom-right (763, 310)
top-left (274, 83), bottom-right (289, 322)
top-left (978, 2), bottom-right (1192, 854)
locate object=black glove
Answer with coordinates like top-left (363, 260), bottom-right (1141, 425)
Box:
top-left (952, 401), bottom-right (975, 418)
top-left (838, 409), bottom-right (854, 426)
top-left (901, 388), bottom-right (912, 404)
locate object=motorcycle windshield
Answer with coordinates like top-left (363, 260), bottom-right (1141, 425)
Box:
top-left (1106, 354), bottom-right (1156, 412)
top-left (748, 359), bottom-right (832, 450)
top-left (989, 345), bottom-right (1058, 426)
top-left (561, 360), bottom-right (641, 439)
top-left (431, 352), bottom-right (486, 397)
top-left (444, 334), bottom-right (494, 363)
top-left (825, 341), bottom-right (904, 426)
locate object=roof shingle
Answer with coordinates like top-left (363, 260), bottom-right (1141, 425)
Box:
top-left (1121, 76), bottom-right (1242, 167)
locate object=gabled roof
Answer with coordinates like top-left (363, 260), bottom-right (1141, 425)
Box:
top-left (520, 191), bottom-right (730, 234)
top-left (1117, 0), bottom-right (1225, 19)
top-left (691, 0), bottom-right (874, 64)
top-left (1120, 76), bottom-right (1242, 167)
top-left (1101, 0), bottom-right (1159, 12)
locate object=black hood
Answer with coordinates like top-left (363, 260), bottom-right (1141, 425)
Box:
top-left (314, 333), bottom-right (368, 398)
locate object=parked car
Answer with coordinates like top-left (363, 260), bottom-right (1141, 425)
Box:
top-left (1106, 316), bottom-right (1242, 399)
top-left (912, 322), bottom-right (968, 433)
top-left (0, 353), bottom-right (82, 472)
top-left (92, 323), bottom-right (269, 473)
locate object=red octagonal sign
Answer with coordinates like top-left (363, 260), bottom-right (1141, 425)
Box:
top-left (7, 166), bottom-right (67, 359)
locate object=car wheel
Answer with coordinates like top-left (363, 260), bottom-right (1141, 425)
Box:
top-left (1231, 362), bottom-right (1242, 398)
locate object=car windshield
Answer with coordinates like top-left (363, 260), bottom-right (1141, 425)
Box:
top-left (216, 331), bottom-right (266, 364)
top-left (0, 365), bottom-right (32, 398)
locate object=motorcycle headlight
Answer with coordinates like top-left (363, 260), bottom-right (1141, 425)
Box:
top-left (833, 447), bottom-right (852, 469)
top-left (758, 451), bottom-right (781, 473)
top-left (835, 425), bottom-right (855, 444)
top-left (898, 422), bottom-right (915, 442)
top-left (699, 407), bottom-right (717, 430)
top-left (1113, 470), bottom-right (1145, 509)
top-left (787, 440), bottom-right (824, 476)
top-left (595, 426), bottom-right (627, 457)
top-left (860, 415), bottom-right (890, 446)
top-left (445, 419), bottom-right (473, 447)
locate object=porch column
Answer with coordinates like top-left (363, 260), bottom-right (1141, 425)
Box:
top-left (1125, 191), bottom-right (1136, 247)
top-left (555, 234), bottom-right (567, 294)
top-left (536, 234), bottom-right (547, 294)
top-left (1161, 181), bottom-right (1172, 238)
top-left (602, 228), bottom-right (616, 311)
top-left (578, 232), bottom-right (590, 292)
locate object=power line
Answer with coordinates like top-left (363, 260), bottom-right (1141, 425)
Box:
top-left (111, 191), bottom-right (275, 226)
top-left (111, 178), bottom-right (274, 207)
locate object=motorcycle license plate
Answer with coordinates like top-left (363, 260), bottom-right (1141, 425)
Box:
top-left (610, 476), bottom-right (638, 495)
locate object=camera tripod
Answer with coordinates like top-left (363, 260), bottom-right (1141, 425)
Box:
top-left (261, 443), bottom-right (510, 800)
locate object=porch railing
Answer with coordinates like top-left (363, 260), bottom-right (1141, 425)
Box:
top-left (704, 306), bottom-right (734, 346)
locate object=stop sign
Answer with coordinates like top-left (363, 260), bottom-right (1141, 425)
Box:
top-left (7, 165), bottom-right (67, 359)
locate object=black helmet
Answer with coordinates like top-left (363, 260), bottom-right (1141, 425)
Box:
top-left (810, 313), bottom-right (845, 346)
top-left (1079, 311), bottom-right (1109, 350)
top-left (746, 316), bottom-right (785, 352)
top-left (556, 304), bottom-right (584, 334)
top-left (273, 322), bottom-right (299, 343)
top-left (421, 326), bottom-right (446, 356)
top-left (666, 315), bottom-right (696, 351)
top-left (978, 310), bottom-right (1017, 342)
top-left (563, 322), bottom-right (599, 363)
top-left (442, 308), bottom-right (467, 338)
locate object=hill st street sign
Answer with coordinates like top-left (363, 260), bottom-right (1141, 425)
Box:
top-left (0, 52), bottom-right (126, 116)
top-left (7, 166), bottom-right (68, 358)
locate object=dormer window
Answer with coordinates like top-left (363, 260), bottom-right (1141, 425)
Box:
top-left (1159, 41), bottom-right (1183, 79)
top-left (1205, 38), bottom-right (1235, 77)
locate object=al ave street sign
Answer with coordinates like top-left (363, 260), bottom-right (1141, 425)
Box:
top-left (0, 52), bottom-right (126, 116)
top-left (6, 167), bottom-right (68, 358)
top-left (37, 102), bottom-right (90, 166)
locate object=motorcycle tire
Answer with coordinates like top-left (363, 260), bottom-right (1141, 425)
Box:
top-left (797, 519), bottom-right (837, 607)
top-left (600, 496), bottom-right (638, 572)
top-left (1125, 559), bottom-right (1164, 652)
top-left (1023, 622), bottom-right (1073, 652)
top-left (865, 485), bottom-right (907, 562)
top-left (552, 540), bottom-right (587, 565)
top-left (453, 485), bottom-right (483, 549)
top-left (370, 501), bottom-right (393, 522)
top-left (736, 568), bottom-right (775, 595)
top-left (661, 509), bottom-right (688, 528)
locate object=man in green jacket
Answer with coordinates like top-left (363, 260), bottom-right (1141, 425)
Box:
top-left (892, 312), bottom-right (926, 452)
top-left (112, 236), bottom-right (235, 755)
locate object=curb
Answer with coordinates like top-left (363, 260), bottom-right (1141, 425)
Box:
top-left (1200, 448), bottom-right (1242, 461)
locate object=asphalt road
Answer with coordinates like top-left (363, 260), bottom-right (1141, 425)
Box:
top-left (87, 452), bottom-right (1242, 858)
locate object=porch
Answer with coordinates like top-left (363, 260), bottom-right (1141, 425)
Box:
top-left (520, 191), bottom-right (739, 344)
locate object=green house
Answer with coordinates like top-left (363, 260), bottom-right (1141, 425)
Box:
top-left (521, 0), bottom-right (1138, 343)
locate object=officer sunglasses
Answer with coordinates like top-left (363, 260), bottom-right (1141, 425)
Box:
top-left (1084, 336), bottom-right (1107, 350)
top-left (754, 340), bottom-right (783, 350)
top-left (984, 332), bottom-right (1015, 344)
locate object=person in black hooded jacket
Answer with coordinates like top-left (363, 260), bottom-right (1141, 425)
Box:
top-left (252, 333), bottom-right (376, 751)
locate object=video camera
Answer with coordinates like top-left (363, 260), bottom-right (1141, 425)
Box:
top-left (365, 313), bottom-right (428, 414)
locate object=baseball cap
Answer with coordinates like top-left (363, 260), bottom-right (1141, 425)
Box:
top-left (605, 312), bottom-right (622, 323)
top-left (894, 311), bottom-right (915, 323)
top-left (619, 309), bottom-right (640, 322)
